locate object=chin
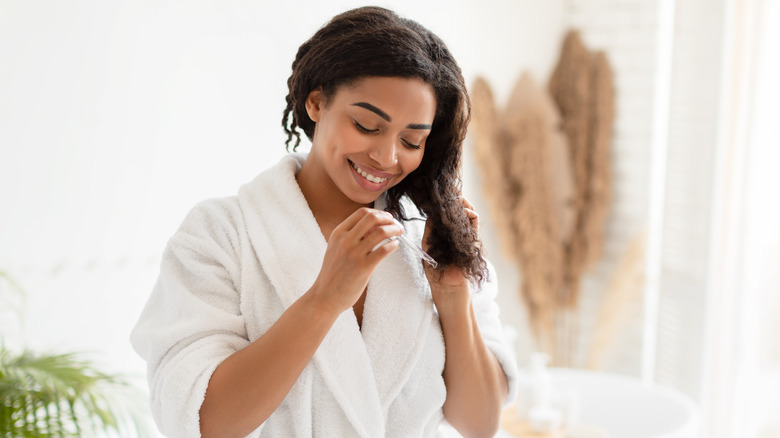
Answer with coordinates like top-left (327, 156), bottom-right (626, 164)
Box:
top-left (350, 191), bottom-right (385, 206)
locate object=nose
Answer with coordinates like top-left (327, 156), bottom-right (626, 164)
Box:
top-left (367, 138), bottom-right (398, 169)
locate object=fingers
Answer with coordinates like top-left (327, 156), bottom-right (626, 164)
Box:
top-left (459, 196), bottom-right (479, 232)
top-left (365, 223), bottom-right (403, 248)
top-left (316, 208), bottom-right (400, 310)
top-left (360, 221), bottom-right (404, 262)
top-left (354, 209), bottom-right (395, 234)
top-left (332, 207), bottom-right (403, 255)
top-left (348, 208), bottom-right (400, 241)
top-left (335, 207), bottom-right (376, 232)
top-left (335, 207), bottom-right (392, 233)
top-left (366, 235), bottom-right (401, 262)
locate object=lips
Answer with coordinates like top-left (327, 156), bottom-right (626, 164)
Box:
top-left (350, 160), bottom-right (389, 183)
top-left (348, 159), bottom-right (394, 191)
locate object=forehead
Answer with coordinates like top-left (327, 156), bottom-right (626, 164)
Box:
top-left (332, 76), bottom-right (437, 122)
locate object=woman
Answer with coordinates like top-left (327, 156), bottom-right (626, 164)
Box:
top-left (131, 6), bottom-right (518, 438)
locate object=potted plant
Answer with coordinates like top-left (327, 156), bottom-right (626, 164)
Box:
top-left (0, 271), bottom-right (150, 437)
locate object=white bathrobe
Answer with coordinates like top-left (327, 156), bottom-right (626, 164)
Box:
top-left (130, 153), bottom-right (518, 437)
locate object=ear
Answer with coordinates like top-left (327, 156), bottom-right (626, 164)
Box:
top-left (305, 88), bottom-right (324, 123)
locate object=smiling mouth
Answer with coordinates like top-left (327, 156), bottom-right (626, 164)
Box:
top-left (349, 160), bottom-right (389, 184)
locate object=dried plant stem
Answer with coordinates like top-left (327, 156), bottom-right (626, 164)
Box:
top-left (586, 233), bottom-right (647, 370)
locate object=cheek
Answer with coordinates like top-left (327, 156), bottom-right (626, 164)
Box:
top-left (400, 150), bottom-right (425, 175)
top-left (328, 125), bottom-right (370, 156)
top-left (342, 130), bottom-right (369, 152)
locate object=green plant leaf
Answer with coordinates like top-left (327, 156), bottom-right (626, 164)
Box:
top-left (0, 347), bottom-right (149, 437)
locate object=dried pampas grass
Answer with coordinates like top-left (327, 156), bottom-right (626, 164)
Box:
top-left (470, 29), bottom-right (615, 364)
top-left (549, 31), bottom-right (615, 308)
top-left (472, 72), bottom-right (577, 358)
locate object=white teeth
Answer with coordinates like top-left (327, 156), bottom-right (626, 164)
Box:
top-left (351, 161), bottom-right (388, 184)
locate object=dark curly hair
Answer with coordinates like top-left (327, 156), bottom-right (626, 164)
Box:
top-left (282, 6), bottom-right (487, 285)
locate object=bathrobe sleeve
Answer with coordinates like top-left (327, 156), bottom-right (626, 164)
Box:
top-left (130, 198), bottom-right (251, 438)
top-left (472, 261), bottom-right (520, 407)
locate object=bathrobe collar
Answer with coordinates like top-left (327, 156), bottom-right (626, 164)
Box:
top-left (237, 153), bottom-right (435, 437)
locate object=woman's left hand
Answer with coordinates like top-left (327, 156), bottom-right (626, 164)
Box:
top-left (422, 197), bottom-right (479, 303)
top-left (423, 197), bottom-right (506, 438)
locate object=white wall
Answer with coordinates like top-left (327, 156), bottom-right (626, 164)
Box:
top-left (0, 0), bottom-right (565, 431)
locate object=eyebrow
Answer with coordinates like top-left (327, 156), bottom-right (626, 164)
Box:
top-left (351, 102), bottom-right (432, 130)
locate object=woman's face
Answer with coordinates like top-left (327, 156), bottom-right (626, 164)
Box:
top-left (305, 76), bottom-right (436, 206)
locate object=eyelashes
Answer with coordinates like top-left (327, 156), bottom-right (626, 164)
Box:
top-left (352, 120), bottom-right (422, 150)
top-left (353, 120), bottom-right (378, 134)
top-left (403, 140), bottom-right (422, 150)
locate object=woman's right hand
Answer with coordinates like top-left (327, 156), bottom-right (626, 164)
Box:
top-left (309, 207), bottom-right (403, 315)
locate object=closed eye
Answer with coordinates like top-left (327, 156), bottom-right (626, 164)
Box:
top-left (353, 120), bottom-right (378, 134)
top-left (354, 119), bottom-right (421, 149)
top-left (402, 139), bottom-right (422, 150)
